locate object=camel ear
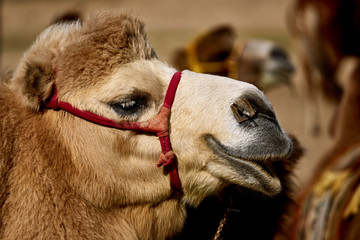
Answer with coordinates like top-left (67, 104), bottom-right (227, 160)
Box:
top-left (13, 55), bottom-right (56, 111)
top-left (10, 19), bottom-right (81, 111)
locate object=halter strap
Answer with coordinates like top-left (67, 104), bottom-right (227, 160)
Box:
top-left (44, 71), bottom-right (183, 192)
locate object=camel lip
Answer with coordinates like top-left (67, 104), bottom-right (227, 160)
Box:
top-left (204, 134), bottom-right (282, 195)
top-left (206, 136), bottom-right (277, 177)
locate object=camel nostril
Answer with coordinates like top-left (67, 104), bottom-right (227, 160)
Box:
top-left (231, 94), bottom-right (278, 125)
top-left (270, 47), bottom-right (288, 61)
top-left (231, 98), bottom-right (257, 124)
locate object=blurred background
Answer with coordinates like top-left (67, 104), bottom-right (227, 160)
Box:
top-left (1, 0), bottom-right (336, 192)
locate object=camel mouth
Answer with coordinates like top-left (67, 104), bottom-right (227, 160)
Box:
top-left (204, 134), bottom-right (282, 195)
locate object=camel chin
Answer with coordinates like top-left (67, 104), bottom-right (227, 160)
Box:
top-left (205, 133), bottom-right (289, 196)
top-left (204, 103), bottom-right (293, 196)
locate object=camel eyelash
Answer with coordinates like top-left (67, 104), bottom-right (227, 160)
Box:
top-left (110, 95), bottom-right (149, 116)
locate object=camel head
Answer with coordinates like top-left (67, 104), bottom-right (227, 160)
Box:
top-left (229, 39), bottom-right (295, 90)
top-left (6, 11), bottom-right (296, 238)
top-left (172, 25), bottom-right (294, 91)
top-left (11, 10), bottom-right (294, 205)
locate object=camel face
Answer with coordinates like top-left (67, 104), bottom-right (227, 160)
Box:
top-left (69, 58), bottom-right (293, 205)
top-left (9, 12), bottom-right (293, 205)
top-left (236, 40), bottom-right (294, 90)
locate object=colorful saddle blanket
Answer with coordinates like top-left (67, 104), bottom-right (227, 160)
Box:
top-left (296, 146), bottom-right (360, 240)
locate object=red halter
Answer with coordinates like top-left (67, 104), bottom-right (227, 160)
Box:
top-left (44, 71), bottom-right (183, 192)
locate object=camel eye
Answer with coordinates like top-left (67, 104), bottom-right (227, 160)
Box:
top-left (270, 47), bottom-right (288, 61)
top-left (110, 96), bottom-right (148, 116)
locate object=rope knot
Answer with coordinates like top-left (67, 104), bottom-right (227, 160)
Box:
top-left (157, 150), bottom-right (175, 167)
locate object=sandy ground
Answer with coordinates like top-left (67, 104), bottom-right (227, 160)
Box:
top-left (2, 0), bottom-right (336, 193)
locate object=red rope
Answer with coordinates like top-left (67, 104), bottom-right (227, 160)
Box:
top-left (44, 71), bottom-right (183, 192)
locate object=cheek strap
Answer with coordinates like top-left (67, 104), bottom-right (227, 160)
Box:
top-left (44, 71), bottom-right (183, 192)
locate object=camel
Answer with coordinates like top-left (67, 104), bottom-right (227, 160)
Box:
top-left (0, 11), bottom-right (300, 239)
top-left (172, 25), bottom-right (295, 92)
top-left (287, 58), bottom-right (360, 240)
top-left (287, 0), bottom-right (360, 135)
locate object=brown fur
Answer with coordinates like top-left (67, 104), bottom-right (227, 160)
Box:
top-left (1, 11), bottom-right (181, 240)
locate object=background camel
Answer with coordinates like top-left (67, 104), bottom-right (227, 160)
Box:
top-left (284, 0), bottom-right (360, 238)
top-left (287, 0), bottom-right (360, 136)
top-left (0, 11), bottom-right (301, 239)
top-left (288, 58), bottom-right (360, 240)
top-left (172, 24), bottom-right (294, 92)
